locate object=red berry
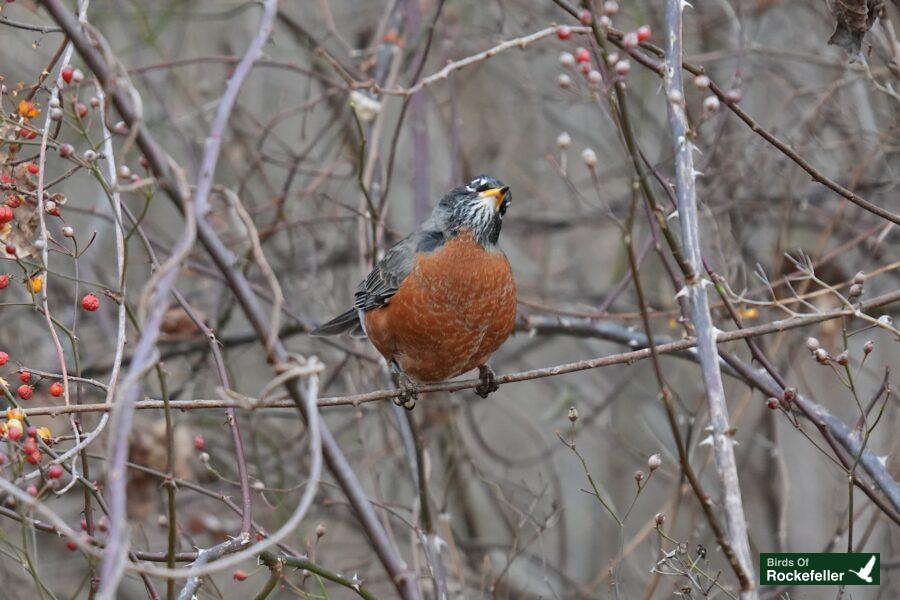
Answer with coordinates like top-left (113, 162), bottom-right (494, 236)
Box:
top-left (49, 382), bottom-right (64, 397)
top-left (766, 398), bottom-right (779, 410)
top-left (233, 570), bottom-right (248, 582)
top-left (66, 540), bottom-right (78, 551)
top-left (22, 439), bottom-right (37, 455)
top-left (75, 103), bottom-right (89, 118)
top-left (27, 426), bottom-right (38, 437)
top-left (26, 484), bottom-right (38, 497)
top-left (26, 162), bottom-right (39, 175)
top-left (636, 25), bottom-right (651, 42)
top-left (557, 25), bottom-right (572, 40)
top-left (578, 9), bottom-right (593, 25)
top-left (0, 351), bottom-right (7, 365)
top-left (0, 205), bottom-right (13, 224)
top-left (48, 464), bottom-right (64, 479)
top-left (17, 384), bottom-right (32, 400)
top-left (19, 371), bottom-right (31, 383)
top-left (193, 435), bottom-right (205, 451)
top-left (81, 293), bottom-right (100, 312)
top-left (26, 450), bottom-right (42, 464)
top-left (80, 518), bottom-right (88, 530)
top-left (6, 195), bottom-right (21, 208)
top-left (5, 245), bottom-right (15, 255)
top-left (7, 427), bottom-right (22, 442)
top-left (61, 66), bottom-right (74, 84)
top-left (574, 47), bottom-right (591, 63)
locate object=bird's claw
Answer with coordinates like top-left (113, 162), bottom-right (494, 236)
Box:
top-left (475, 365), bottom-right (500, 398)
top-left (393, 375), bottom-right (418, 410)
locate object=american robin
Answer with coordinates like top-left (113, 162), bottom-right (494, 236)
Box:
top-left (312, 175), bottom-right (516, 408)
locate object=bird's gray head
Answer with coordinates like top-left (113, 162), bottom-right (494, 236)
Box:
top-left (431, 175), bottom-right (511, 246)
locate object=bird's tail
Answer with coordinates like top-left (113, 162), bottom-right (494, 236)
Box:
top-left (310, 308), bottom-right (359, 337)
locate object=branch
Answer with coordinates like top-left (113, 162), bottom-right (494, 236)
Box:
top-left (662, 2), bottom-right (756, 596)
top-left (35, 2), bottom-right (419, 597)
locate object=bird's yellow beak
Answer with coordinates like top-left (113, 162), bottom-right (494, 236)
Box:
top-left (480, 186), bottom-right (510, 210)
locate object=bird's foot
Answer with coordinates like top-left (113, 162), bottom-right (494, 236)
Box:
top-left (393, 374), bottom-right (419, 410)
top-left (474, 365), bottom-right (500, 398)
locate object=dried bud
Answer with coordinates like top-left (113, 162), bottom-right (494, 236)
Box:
top-left (82, 149), bottom-right (97, 162)
top-left (703, 95), bottom-right (720, 112)
top-left (578, 9), bottom-right (593, 25)
top-left (648, 453), bottom-right (662, 471)
top-left (558, 73), bottom-right (573, 88)
top-left (814, 348), bottom-right (828, 364)
top-left (45, 200), bottom-right (57, 214)
top-left (806, 337), bottom-right (820, 352)
top-left (588, 69), bottom-right (602, 85)
top-left (559, 52), bottom-right (575, 68)
top-left (199, 451), bottom-right (210, 463)
top-left (315, 523), bottom-right (327, 539)
top-left (622, 32), bottom-right (638, 48)
top-left (581, 148), bottom-right (597, 167)
top-left (693, 74), bottom-right (710, 88)
top-left (557, 132), bottom-right (571, 149)
top-left (863, 340), bottom-right (874, 355)
top-left (835, 351), bottom-right (849, 366)
top-left (90, 97), bottom-right (100, 108)
top-left (766, 398), bottom-right (779, 410)
top-left (614, 59), bottom-right (631, 76)
top-left (50, 108), bottom-right (64, 121)
top-left (782, 387), bottom-right (796, 402)
top-left (724, 89), bottom-right (742, 103)
top-left (113, 121), bottom-right (128, 135)
top-left (655, 512), bottom-right (666, 526)
top-left (604, 1), bottom-right (619, 15)
top-left (567, 406), bottom-right (579, 423)
top-left (853, 271), bottom-right (866, 285)
top-left (848, 284), bottom-right (863, 299)
top-left (62, 226), bottom-right (75, 238)
top-left (58, 144), bottom-right (74, 158)
top-left (668, 89), bottom-right (683, 104)
top-left (608, 52), bottom-right (619, 64)
top-left (118, 165), bottom-right (132, 179)
top-left (71, 69), bottom-right (84, 83)
top-left (49, 98), bottom-right (61, 109)
top-left (578, 61), bottom-right (591, 75)
top-left (599, 15), bottom-right (611, 28)
top-left (634, 470), bottom-right (644, 483)
top-left (252, 480), bottom-right (265, 490)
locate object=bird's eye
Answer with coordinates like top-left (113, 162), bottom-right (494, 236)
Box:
top-left (476, 181), bottom-right (491, 192)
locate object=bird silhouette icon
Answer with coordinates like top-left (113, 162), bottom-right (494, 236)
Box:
top-left (848, 555), bottom-right (876, 583)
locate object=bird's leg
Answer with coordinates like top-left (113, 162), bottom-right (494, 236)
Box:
top-left (390, 359), bottom-right (418, 410)
top-left (474, 365), bottom-right (500, 398)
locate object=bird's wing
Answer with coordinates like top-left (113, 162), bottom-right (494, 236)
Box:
top-left (861, 555), bottom-right (876, 576)
top-left (354, 229), bottom-right (445, 312)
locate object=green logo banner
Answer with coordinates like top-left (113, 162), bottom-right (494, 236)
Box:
top-left (760, 553), bottom-right (880, 586)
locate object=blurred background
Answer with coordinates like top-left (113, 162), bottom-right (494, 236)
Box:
top-left (0, 0), bottom-right (898, 598)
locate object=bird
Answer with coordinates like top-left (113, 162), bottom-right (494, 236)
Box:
top-left (311, 174), bottom-right (517, 408)
top-left (848, 554), bottom-right (876, 583)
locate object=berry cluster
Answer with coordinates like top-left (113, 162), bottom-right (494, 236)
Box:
top-left (554, 6), bottom-right (651, 93)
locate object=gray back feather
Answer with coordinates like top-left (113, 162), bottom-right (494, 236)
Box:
top-left (353, 229), bottom-right (446, 312)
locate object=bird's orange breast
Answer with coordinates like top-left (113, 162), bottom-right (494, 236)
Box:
top-left (364, 232), bottom-right (516, 383)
